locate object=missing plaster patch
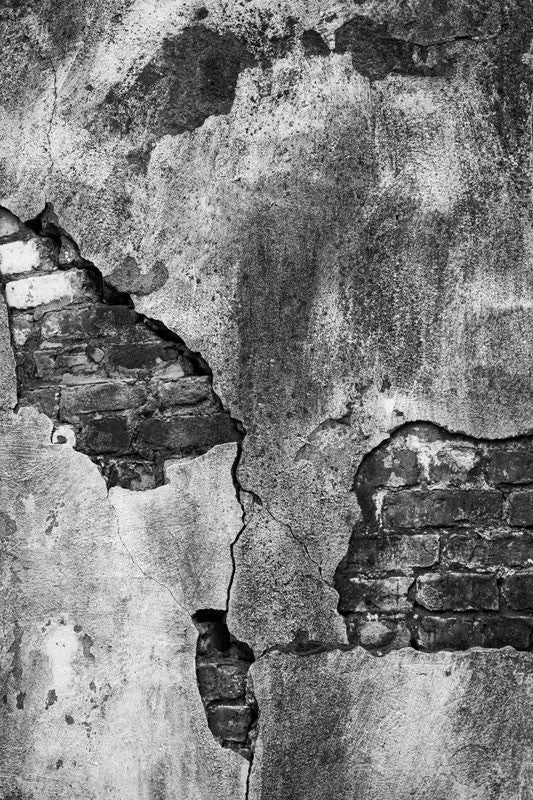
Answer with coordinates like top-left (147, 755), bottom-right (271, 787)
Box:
top-left (335, 422), bottom-right (533, 653)
top-left (193, 609), bottom-right (257, 760)
top-left (0, 206), bottom-right (243, 490)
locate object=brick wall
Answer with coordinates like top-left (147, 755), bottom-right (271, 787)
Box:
top-left (0, 213), bottom-right (242, 490)
top-left (335, 422), bottom-right (533, 653)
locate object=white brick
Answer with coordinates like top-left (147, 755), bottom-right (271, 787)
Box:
top-left (5, 270), bottom-right (91, 309)
top-left (0, 239), bottom-right (41, 276)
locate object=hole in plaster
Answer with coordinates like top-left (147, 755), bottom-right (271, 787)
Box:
top-left (335, 421), bottom-right (533, 653)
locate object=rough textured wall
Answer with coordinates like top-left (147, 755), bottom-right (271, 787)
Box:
top-left (1, 0), bottom-right (533, 798)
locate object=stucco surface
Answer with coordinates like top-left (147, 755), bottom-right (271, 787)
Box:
top-left (250, 647), bottom-right (533, 800)
top-left (1, 0), bottom-right (533, 796)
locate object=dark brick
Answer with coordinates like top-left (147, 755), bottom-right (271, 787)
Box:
top-left (60, 381), bottom-right (147, 419)
top-left (108, 342), bottom-right (180, 371)
top-left (20, 387), bottom-right (58, 418)
top-left (207, 703), bottom-right (253, 742)
top-left (415, 572), bottom-right (499, 611)
top-left (346, 615), bottom-right (410, 649)
top-left (508, 490), bottom-right (533, 527)
top-left (417, 615), bottom-right (531, 651)
top-left (476, 617), bottom-right (531, 650)
top-left (426, 444), bottom-right (481, 486)
top-left (442, 532), bottom-right (533, 569)
top-left (417, 615), bottom-right (475, 650)
top-left (381, 489), bottom-right (502, 530)
top-left (359, 447), bottom-right (419, 490)
top-left (346, 534), bottom-right (439, 575)
top-left (485, 447), bottom-right (533, 485)
top-left (157, 376), bottom-right (215, 409)
top-left (196, 663), bottom-right (248, 703)
top-left (40, 305), bottom-right (153, 343)
top-left (337, 576), bottom-right (411, 614)
top-left (136, 413), bottom-right (241, 452)
top-left (503, 572), bottom-right (533, 610)
top-left (85, 415), bottom-right (131, 453)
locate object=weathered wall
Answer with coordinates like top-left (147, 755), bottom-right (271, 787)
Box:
top-left (2, 0), bottom-right (533, 798)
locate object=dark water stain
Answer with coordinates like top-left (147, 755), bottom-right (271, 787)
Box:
top-left (98, 26), bottom-right (255, 142)
top-left (7, 622), bottom-right (23, 683)
top-left (80, 633), bottom-right (95, 662)
top-left (301, 29), bottom-right (330, 56)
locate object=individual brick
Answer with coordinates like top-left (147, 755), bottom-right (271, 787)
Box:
top-left (415, 572), bottom-right (498, 611)
top-left (347, 616), bottom-right (411, 650)
top-left (136, 413), bottom-right (241, 452)
top-left (416, 615), bottom-right (475, 651)
top-left (60, 381), bottom-right (148, 419)
top-left (196, 663), bottom-right (249, 704)
top-left (157, 376), bottom-right (214, 409)
top-left (0, 239), bottom-right (41, 276)
top-left (426, 443), bottom-right (481, 486)
top-left (508, 490), bottom-right (533, 527)
top-left (442, 532), bottom-right (533, 570)
top-left (107, 342), bottom-right (181, 371)
top-left (346, 534), bottom-right (439, 575)
top-left (485, 446), bottom-right (533, 485)
top-left (339, 576), bottom-right (411, 614)
top-left (358, 447), bottom-right (419, 490)
top-left (84, 415), bottom-right (131, 453)
top-left (40, 304), bottom-right (163, 344)
top-left (381, 488), bottom-right (502, 529)
top-left (503, 572), bottom-right (533, 610)
top-left (206, 703), bottom-right (254, 742)
top-left (476, 617), bottom-right (531, 650)
top-left (19, 387), bottom-right (58, 419)
top-left (5, 269), bottom-right (97, 309)
top-left (416, 614), bottom-right (531, 651)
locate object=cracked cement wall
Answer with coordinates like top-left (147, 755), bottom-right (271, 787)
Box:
top-left (2, 0), bottom-right (533, 798)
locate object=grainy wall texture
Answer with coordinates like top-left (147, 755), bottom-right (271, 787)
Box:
top-left (1, 1), bottom-right (533, 798)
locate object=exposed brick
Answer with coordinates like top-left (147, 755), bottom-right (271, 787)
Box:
top-left (137, 413), bottom-right (241, 452)
top-left (485, 447), bottom-right (533, 485)
top-left (347, 617), bottom-right (411, 649)
top-left (5, 269), bottom-right (97, 309)
top-left (339, 576), bottom-right (411, 614)
top-left (60, 381), bottom-right (148, 418)
top-left (346, 534), bottom-right (439, 575)
top-left (19, 388), bottom-right (58, 418)
top-left (417, 615), bottom-right (531, 651)
top-left (415, 572), bottom-right (498, 611)
top-left (84, 415), bottom-right (131, 453)
top-left (108, 342), bottom-right (180, 371)
top-left (96, 457), bottom-right (159, 491)
top-left (157, 376), bottom-right (214, 409)
top-left (207, 704), bottom-right (254, 742)
top-left (381, 488), bottom-right (502, 530)
top-left (0, 239), bottom-right (41, 276)
top-left (426, 444), bottom-right (480, 486)
top-left (196, 663), bottom-right (248, 703)
top-left (503, 572), bottom-right (533, 610)
top-left (476, 617), bottom-right (531, 650)
top-left (40, 305), bottom-right (161, 344)
top-left (508, 490), bottom-right (533, 527)
top-left (442, 533), bottom-right (533, 570)
top-left (416, 615), bottom-right (475, 650)
top-left (359, 447), bottom-right (419, 490)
